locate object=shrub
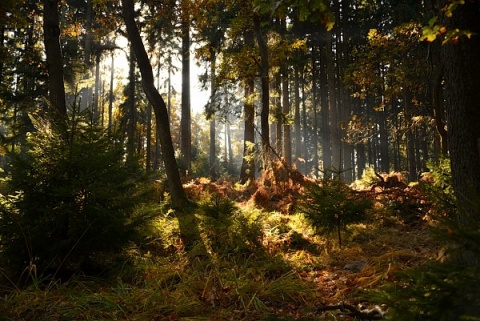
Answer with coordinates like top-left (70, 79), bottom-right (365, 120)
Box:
top-left (369, 158), bottom-right (480, 321)
top-left (0, 109), bottom-right (156, 280)
top-left (371, 229), bottom-right (480, 321)
top-left (299, 178), bottom-right (372, 247)
top-left (420, 157), bottom-right (456, 219)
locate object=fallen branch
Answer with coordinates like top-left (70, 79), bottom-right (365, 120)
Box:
top-left (317, 303), bottom-right (385, 320)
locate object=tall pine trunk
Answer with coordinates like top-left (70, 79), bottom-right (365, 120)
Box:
top-left (239, 30), bottom-right (256, 183)
top-left (326, 31), bottom-right (340, 172)
top-left (282, 65), bottom-right (291, 166)
top-left (253, 15), bottom-right (271, 167)
top-left (126, 44), bottom-right (136, 164)
top-left (442, 0), bottom-right (480, 234)
top-left (181, 0), bottom-right (192, 176)
top-left (240, 76), bottom-right (255, 183)
top-left (404, 88), bottom-right (417, 182)
top-left (319, 35), bottom-right (330, 174)
top-left (43, 0), bottom-right (66, 115)
top-left (274, 72), bottom-right (282, 156)
top-left (294, 68), bottom-right (302, 170)
top-left (209, 49), bottom-right (217, 179)
top-left (108, 53), bottom-right (114, 132)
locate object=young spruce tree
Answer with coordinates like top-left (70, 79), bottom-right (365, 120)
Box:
top-left (0, 105), bottom-right (156, 280)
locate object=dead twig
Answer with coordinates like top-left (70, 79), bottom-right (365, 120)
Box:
top-left (317, 303), bottom-right (385, 320)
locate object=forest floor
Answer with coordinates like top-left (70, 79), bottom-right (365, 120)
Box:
top-left (0, 171), bottom-right (443, 320)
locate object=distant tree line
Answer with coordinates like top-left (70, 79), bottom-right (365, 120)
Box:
top-left (0, 0), bottom-right (479, 210)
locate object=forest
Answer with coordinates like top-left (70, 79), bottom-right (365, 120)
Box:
top-left (0, 0), bottom-right (479, 320)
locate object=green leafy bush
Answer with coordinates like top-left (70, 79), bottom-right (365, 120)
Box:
top-left (0, 109), bottom-right (156, 279)
top-left (299, 179), bottom-right (372, 247)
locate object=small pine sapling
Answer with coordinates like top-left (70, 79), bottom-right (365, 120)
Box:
top-left (299, 177), bottom-right (372, 248)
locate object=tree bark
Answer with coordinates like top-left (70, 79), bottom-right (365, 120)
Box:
top-left (253, 14), bottom-right (271, 167)
top-left (404, 88), bottom-right (417, 182)
top-left (302, 72), bottom-right (309, 174)
top-left (94, 53), bottom-right (101, 123)
top-left (274, 72), bottom-right (282, 155)
top-left (282, 64), bottom-right (292, 166)
top-left (319, 35), bottom-right (330, 174)
top-left (442, 0), bottom-right (480, 229)
top-left (181, 0), bottom-right (192, 176)
top-left (378, 106), bottom-right (390, 173)
top-left (240, 27), bottom-right (256, 183)
top-left (108, 53), bottom-right (114, 132)
top-left (312, 41), bottom-right (320, 177)
top-left (326, 31), bottom-right (340, 172)
top-left (43, 0), bottom-right (66, 115)
top-left (126, 44), bottom-right (136, 164)
top-left (294, 68), bottom-right (302, 169)
top-left (122, 0), bottom-right (187, 208)
top-left (209, 49), bottom-right (217, 179)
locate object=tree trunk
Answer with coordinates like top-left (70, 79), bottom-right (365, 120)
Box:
top-left (378, 106), bottom-right (390, 173)
top-left (181, 0), bottom-right (192, 176)
top-left (312, 42), bottom-right (320, 177)
top-left (240, 75), bottom-right (255, 183)
top-left (108, 53), bottom-right (114, 132)
top-left (301, 68), bottom-right (308, 174)
top-left (404, 88), bottom-right (417, 182)
top-left (239, 29), bottom-right (256, 183)
top-left (126, 44), bottom-right (136, 164)
top-left (238, 29), bottom-right (256, 182)
top-left (94, 53), bottom-right (101, 123)
top-left (294, 68), bottom-right (302, 169)
top-left (43, 0), bottom-right (66, 115)
top-left (431, 60), bottom-right (448, 155)
top-left (319, 36), bottom-right (330, 174)
top-left (274, 72), bottom-right (282, 156)
top-left (282, 64), bottom-right (292, 166)
top-left (209, 49), bottom-right (217, 179)
top-left (442, 0), bottom-right (480, 231)
top-left (253, 14), bottom-right (271, 167)
top-left (122, 0), bottom-right (187, 209)
top-left (326, 32), bottom-right (340, 172)
top-left (146, 102), bottom-right (152, 172)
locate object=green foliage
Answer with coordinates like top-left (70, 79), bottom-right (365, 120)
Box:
top-left (198, 195), bottom-right (264, 255)
top-left (420, 157), bottom-right (456, 219)
top-left (0, 108), bottom-right (156, 280)
top-left (371, 232), bottom-right (480, 321)
top-left (421, 1), bottom-right (475, 44)
top-left (253, 0), bottom-right (335, 30)
top-left (369, 158), bottom-right (480, 321)
top-left (299, 179), bottom-right (372, 247)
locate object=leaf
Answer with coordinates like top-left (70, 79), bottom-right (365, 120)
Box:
top-left (428, 16), bottom-right (438, 27)
top-left (325, 20), bottom-right (335, 31)
top-left (367, 29), bottom-right (378, 40)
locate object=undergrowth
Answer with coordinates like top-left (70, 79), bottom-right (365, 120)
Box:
top-left (0, 174), bottom-right (442, 320)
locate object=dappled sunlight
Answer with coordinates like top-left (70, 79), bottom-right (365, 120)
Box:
top-left (0, 174), bottom-right (444, 320)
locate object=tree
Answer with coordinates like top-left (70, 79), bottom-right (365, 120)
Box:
top-left (239, 31), bottom-right (256, 184)
top-left (0, 109), bottom-right (155, 278)
top-left (43, 0), bottom-right (66, 115)
top-left (122, 0), bottom-right (187, 209)
top-left (180, 0), bottom-right (192, 176)
top-left (253, 13), bottom-right (271, 166)
top-left (442, 0), bottom-right (480, 246)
